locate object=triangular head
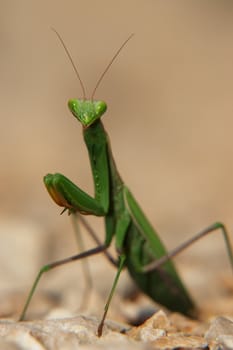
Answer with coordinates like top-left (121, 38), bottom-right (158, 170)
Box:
top-left (68, 99), bottom-right (107, 128)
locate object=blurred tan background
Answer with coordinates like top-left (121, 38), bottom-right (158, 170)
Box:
top-left (0, 1), bottom-right (233, 318)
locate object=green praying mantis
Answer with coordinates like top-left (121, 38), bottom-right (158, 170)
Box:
top-left (19, 32), bottom-right (233, 336)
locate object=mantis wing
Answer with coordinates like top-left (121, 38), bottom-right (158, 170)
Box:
top-left (123, 186), bottom-right (195, 316)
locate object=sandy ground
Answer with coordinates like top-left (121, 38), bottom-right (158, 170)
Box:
top-left (0, 2), bottom-right (232, 346)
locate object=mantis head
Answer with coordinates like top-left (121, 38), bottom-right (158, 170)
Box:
top-left (52, 29), bottom-right (133, 128)
top-left (68, 99), bottom-right (107, 128)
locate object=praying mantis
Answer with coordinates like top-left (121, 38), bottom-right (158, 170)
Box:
top-left (19, 32), bottom-right (233, 336)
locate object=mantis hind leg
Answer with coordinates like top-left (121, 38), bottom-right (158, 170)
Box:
top-left (142, 222), bottom-right (233, 273)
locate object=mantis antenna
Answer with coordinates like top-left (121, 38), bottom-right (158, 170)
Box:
top-left (52, 29), bottom-right (134, 101)
top-left (51, 27), bottom-right (87, 100)
top-left (91, 33), bottom-right (134, 100)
